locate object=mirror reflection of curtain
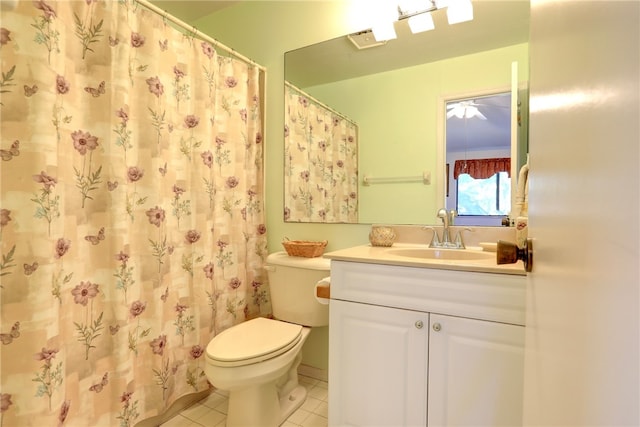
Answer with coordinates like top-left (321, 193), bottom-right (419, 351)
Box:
top-left (0, 1), bottom-right (267, 425)
top-left (284, 82), bottom-right (358, 223)
top-left (453, 158), bottom-right (511, 179)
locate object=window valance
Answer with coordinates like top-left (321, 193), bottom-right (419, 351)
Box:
top-left (453, 157), bottom-right (511, 180)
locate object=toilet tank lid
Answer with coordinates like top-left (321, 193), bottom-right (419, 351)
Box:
top-left (266, 252), bottom-right (330, 270)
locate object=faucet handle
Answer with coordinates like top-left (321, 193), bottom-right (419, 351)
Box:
top-left (423, 226), bottom-right (441, 248)
top-left (436, 208), bottom-right (448, 226)
top-left (448, 210), bottom-right (457, 226)
top-left (453, 227), bottom-right (473, 249)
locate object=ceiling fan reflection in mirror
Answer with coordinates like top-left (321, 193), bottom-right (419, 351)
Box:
top-left (447, 100), bottom-right (487, 120)
top-left (446, 95), bottom-right (511, 120)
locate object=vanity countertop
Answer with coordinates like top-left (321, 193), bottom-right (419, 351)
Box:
top-left (324, 243), bottom-right (526, 276)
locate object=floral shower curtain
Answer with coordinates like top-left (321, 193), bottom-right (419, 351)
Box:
top-left (0, 1), bottom-right (267, 426)
top-left (284, 82), bottom-right (358, 223)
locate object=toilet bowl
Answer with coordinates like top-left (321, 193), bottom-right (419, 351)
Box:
top-left (205, 317), bottom-right (310, 426)
top-left (204, 252), bottom-right (330, 427)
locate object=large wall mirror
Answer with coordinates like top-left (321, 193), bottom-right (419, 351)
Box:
top-left (284, 0), bottom-right (530, 225)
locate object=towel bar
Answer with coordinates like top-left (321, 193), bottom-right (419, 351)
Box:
top-left (362, 171), bottom-right (430, 186)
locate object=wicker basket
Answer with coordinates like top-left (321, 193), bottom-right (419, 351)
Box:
top-left (282, 239), bottom-right (328, 258)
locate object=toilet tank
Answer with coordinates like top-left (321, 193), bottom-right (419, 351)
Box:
top-left (265, 252), bottom-right (330, 327)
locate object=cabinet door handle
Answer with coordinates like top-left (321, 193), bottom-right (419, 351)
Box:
top-left (432, 322), bottom-right (442, 332)
top-left (415, 320), bottom-right (424, 329)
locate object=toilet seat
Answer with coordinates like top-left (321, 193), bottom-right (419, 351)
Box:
top-left (206, 317), bottom-right (303, 367)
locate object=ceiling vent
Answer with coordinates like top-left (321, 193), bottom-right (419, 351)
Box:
top-left (347, 30), bottom-right (387, 50)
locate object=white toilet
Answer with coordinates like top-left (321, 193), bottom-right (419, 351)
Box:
top-left (204, 252), bottom-right (330, 427)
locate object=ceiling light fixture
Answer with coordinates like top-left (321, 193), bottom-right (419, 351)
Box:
top-left (398, 0), bottom-right (434, 16)
top-left (363, 0), bottom-right (474, 42)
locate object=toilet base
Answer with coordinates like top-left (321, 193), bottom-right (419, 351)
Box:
top-left (226, 381), bottom-right (279, 427)
top-left (225, 383), bottom-right (307, 427)
top-left (278, 384), bottom-right (307, 424)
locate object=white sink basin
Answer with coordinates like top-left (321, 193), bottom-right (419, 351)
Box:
top-left (386, 247), bottom-right (494, 261)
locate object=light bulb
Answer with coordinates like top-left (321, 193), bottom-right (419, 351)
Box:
top-left (447, 0), bottom-right (473, 24)
top-left (372, 21), bottom-right (397, 41)
top-left (408, 12), bottom-right (435, 33)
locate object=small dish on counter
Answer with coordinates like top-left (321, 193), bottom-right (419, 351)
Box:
top-left (368, 225), bottom-right (396, 247)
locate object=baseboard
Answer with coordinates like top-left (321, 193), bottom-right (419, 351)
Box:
top-left (298, 363), bottom-right (328, 382)
top-left (134, 388), bottom-right (211, 427)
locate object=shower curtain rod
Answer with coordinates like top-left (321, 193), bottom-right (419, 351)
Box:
top-left (137, 0), bottom-right (266, 72)
top-left (285, 80), bottom-right (357, 125)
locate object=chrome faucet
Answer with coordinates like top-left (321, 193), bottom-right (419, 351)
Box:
top-left (430, 209), bottom-right (470, 249)
top-left (436, 208), bottom-right (452, 246)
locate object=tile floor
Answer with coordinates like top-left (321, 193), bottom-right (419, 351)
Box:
top-left (160, 375), bottom-right (328, 427)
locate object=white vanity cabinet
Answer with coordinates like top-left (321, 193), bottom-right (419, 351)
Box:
top-left (427, 314), bottom-right (524, 426)
top-left (329, 299), bottom-right (430, 426)
top-left (327, 259), bottom-right (526, 427)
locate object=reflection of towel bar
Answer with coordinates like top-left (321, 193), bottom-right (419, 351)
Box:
top-left (363, 171), bottom-right (431, 186)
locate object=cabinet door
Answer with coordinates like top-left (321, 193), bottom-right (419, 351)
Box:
top-left (428, 314), bottom-right (525, 427)
top-left (329, 299), bottom-right (430, 426)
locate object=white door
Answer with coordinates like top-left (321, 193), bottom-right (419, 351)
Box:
top-left (328, 299), bottom-right (429, 427)
top-left (523, 1), bottom-right (639, 425)
top-left (428, 314), bottom-right (525, 427)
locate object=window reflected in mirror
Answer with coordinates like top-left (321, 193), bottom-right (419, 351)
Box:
top-left (457, 172), bottom-right (511, 215)
top-left (446, 92), bottom-right (512, 226)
